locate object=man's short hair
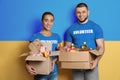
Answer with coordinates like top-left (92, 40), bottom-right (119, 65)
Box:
top-left (76, 3), bottom-right (88, 10)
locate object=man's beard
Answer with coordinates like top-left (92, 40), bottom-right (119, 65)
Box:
top-left (78, 16), bottom-right (88, 23)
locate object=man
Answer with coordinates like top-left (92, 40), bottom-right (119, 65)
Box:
top-left (65, 3), bottom-right (105, 80)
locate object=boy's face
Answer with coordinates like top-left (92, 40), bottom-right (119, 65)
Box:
top-left (42, 14), bottom-right (54, 31)
top-left (76, 6), bottom-right (89, 23)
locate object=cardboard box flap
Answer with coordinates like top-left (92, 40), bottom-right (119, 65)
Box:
top-left (25, 55), bottom-right (47, 61)
top-left (59, 51), bottom-right (89, 61)
top-left (89, 50), bottom-right (101, 56)
top-left (50, 51), bottom-right (60, 56)
top-left (20, 42), bottom-right (52, 57)
top-left (20, 53), bottom-right (29, 57)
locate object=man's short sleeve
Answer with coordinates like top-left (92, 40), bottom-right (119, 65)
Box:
top-left (95, 25), bottom-right (104, 39)
top-left (65, 29), bottom-right (73, 42)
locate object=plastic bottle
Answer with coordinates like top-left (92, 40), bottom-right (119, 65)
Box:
top-left (81, 42), bottom-right (87, 49)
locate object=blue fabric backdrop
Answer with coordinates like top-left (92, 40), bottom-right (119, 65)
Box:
top-left (0, 0), bottom-right (120, 40)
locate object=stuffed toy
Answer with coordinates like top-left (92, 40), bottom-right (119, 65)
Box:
top-left (29, 39), bottom-right (49, 58)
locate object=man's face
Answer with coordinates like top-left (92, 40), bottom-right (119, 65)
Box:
top-left (76, 7), bottom-right (89, 23)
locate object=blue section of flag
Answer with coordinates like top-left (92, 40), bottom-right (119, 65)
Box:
top-left (0, 0), bottom-right (120, 40)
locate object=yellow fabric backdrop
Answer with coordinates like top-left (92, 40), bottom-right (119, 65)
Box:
top-left (0, 41), bottom-right (120, 80)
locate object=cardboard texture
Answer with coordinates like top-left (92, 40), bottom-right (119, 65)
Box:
top-left (25, 51), bottom-right (60, 75)
top-left (29, 58), bottom-right (52, 75)
top-left (59, 50), bottom-right (100, 69)
top-left (21, 42), bottom-right (60, 75)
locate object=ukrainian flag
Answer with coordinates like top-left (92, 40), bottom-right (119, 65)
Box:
top-left (0, 0), bottom-right (120, 80)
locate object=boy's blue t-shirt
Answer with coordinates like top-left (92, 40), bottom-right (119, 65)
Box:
top-left (66, 20), bottom-right (104, 49)
top-left (30, 32), bottom-right (62, 73)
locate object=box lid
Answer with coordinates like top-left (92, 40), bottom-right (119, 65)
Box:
top-left (25, 51), bottom-right (60, 61)
top-left (20, 42), bottom-right (52, 57)
top-left (50, 51), bottom-right (60, 56)
top-left (20, 53), bottom-right (29, 57)
top-left (89, 50), bottom-right (101, 56)
top-left (25, 55), bottom-right (47, 61)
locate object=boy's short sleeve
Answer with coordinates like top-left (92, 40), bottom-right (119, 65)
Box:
top-left (57, 34), bottom-right (62, 43)
top-left (29, 34), bottom-right (37, 42)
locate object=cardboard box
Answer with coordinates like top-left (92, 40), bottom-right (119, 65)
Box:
top-left (21, 42), bottom-right (60, 75)
top-left (26, 55), bottom-right (51, 75)
top-left (26, 51), bottom-right (59, 75)
top-left (59, 50), bottom-right (101, 69)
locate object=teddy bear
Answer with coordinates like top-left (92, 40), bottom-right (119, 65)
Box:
top-left (29, 39), bottom-right (42, 54)
top-left (28, 39), bottom-right (49, 58)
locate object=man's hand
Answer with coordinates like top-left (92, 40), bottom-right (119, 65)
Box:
top-left (90, 38), bottom-right (105, 69)
top-left (90, 59), bottom-right (98, 69)
top-left (25, 64), bottom-right (37, 75)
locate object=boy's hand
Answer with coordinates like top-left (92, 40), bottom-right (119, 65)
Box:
top-left (25, 64), bottom-right (37, 75)
top-left (51, 60), bottom-right (55, 70)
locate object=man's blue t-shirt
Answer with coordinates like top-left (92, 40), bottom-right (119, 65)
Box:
top-left (66, 20), bottom-right (104, 49)
top-left (30, 32), bottom-right (62, 73)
